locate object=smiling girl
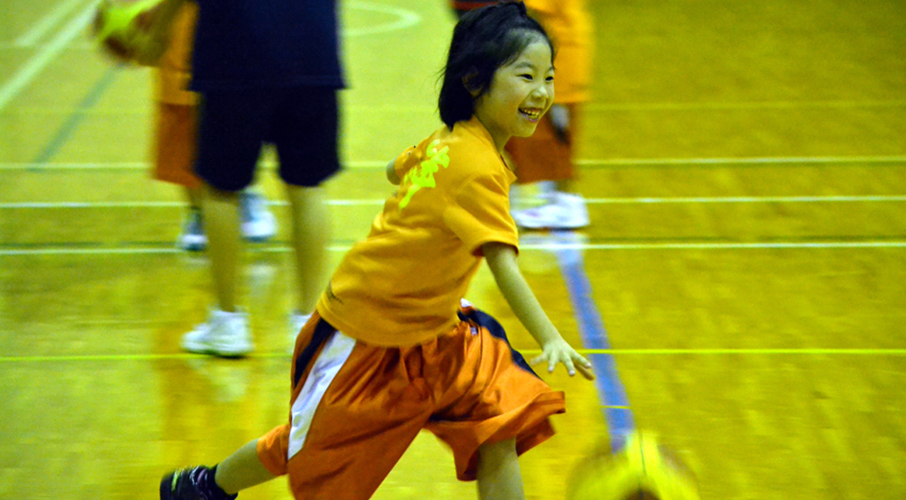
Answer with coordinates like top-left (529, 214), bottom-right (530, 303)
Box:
top-left (160, 4), bottom-right (593, 500)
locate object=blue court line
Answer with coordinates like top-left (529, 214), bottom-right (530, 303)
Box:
top-left (31, 65), bottom-right (122, 166)
top-left (550, 231), bottom-right (636, 449)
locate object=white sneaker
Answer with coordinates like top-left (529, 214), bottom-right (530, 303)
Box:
top-left (240, 191), bottom-right (277, 242)
top-left (512, 192), bottom-right (589, 229)
top-left (288, 311), bottom-right (312, 353)
top-left (181, 309), bottom-right (253, 357)
top-left (177, 210), bottom-right (207, 251)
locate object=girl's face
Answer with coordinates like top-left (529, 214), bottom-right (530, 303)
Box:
top-left (473, 38), bottom-right (555, 153)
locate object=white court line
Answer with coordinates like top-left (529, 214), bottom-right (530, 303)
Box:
top-left (524, 241), bottom-right (906, 251)
top-left (0, 1), bottom-right (99, 112)
top-left (3, 240), bottom-right (906, 256)
top-left (0, 200), bottom-right (384, 208)
top-left (2, 155), bottom-right (906, 171)
top-left (0, 161), bottom-right (385, 170)
top-left (574, 155), bottom-right (906, 167)
top-left (15, 0), bottom-right (89, 47)
top-left (3, 195), bottom-right (905, 210)
top-left (345, 1), bottom-right (421, 37)
top-left (585, 195), bottom-right (906, 204)
top-left (585, 100), bottom-right (906, 111)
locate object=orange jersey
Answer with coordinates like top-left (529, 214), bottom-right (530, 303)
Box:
top-left (525, 0), bottom-right (592, 103)
top-left (154, 2), bottom-right (198, 105)
top-left (316, 116), bottom-right (519, 347)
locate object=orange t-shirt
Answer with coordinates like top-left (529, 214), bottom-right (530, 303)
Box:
top-left (154, 2), bottom-right (198, 105)
top-left (525, 0), bottom-right (592, 104)
top-left (317, 117), bottom-right (519, 347)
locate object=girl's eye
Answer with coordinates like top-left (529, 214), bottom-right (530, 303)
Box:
top-left (520, 74), bottom-right (533, 81)
top-left (546, 76), bottom-right (554, 82)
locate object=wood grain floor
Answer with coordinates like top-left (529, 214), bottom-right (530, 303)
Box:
top-left (2, 0), bottom-right (905, 499)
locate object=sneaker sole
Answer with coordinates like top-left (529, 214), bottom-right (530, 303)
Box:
top-left (180, 243), bottom-right (207, 252)
top-left (179, 236), bottom-right (208, 251)
top-left (181, 339), bottom-right (253, 358)
top-left (242, 213), bottom-right (277, 242)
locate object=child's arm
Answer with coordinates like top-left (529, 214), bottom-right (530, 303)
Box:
top-left (482, 242), bottom-right (594, 380)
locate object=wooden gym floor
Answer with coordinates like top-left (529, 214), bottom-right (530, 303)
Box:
top-left (1, 0), bottom-right (905, 498)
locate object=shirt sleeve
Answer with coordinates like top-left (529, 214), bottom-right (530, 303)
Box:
top-left (443, 171), bottom-right (519, 256)
top-left (256, 424), bottom-right (291, 476)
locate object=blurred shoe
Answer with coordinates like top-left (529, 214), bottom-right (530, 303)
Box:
top-left (512, 192), bottom-right (589, 229)
top-left (160, 466), bottom-right (236, 500)
top-left (509, 181), bottom-right (556, 212)
top-left (181, 309), bottom-right (253, 357)
top-left (177, 210), bottom-right (207, 251)
top-left (240, 191), bottom-right (277, 242)
top-left (288, 311), bottom-right (312, 353)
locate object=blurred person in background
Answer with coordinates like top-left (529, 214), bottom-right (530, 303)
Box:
top-left (451, 0), bottom-right (593, 229)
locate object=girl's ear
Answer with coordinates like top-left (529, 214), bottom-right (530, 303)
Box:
top-left (462, 69), bottom-right (483, 97)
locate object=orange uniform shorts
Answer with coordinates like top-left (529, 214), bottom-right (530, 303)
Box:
top-left (507, 103), bottom-right (580, 185)
top-left (152, 102), bottom-right (201, 189)
top-left (257, 304), bottom-right (566, 500)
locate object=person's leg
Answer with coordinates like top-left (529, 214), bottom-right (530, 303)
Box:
top-left (271, 87), bottom-right (340, 319)
top-left (200, 182), bottom-right (242, 312)
top-left (181, 90), bottom-right (265, 356)
top-left (284, 184), bottom-right (330, 314)
top-left (215, 439), bottom-right (277, 493)
top-left (185, 185), bottom-right (202, 209)
top-left (160, 440), bottom-right (276, 500)
top-left (177, 186), bottom-right (207, 251)
top-left (476, 438), bottom-right (525, 500)
top-left (180, 181), bottom-right (251, 357)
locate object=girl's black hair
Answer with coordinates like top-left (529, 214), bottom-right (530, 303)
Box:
top-left (438, 2), bottom-right (554, 129)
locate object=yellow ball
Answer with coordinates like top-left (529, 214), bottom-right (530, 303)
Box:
top-left (567, 431), bottom-right (700, 500)
top-left (92, 0), bottom-right (164, 63)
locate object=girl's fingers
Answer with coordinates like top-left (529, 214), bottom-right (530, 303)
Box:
top-left (532, 350), bottom-right (595, 380)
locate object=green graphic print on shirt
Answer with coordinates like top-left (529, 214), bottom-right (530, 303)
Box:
top-left (399, 139), bottom-right (450, 210)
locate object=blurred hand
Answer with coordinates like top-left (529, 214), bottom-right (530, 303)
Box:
top-left (531, 337), bottom-right (595, 380)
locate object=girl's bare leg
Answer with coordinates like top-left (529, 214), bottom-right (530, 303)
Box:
top-left (476, 438), bottom-right (525, 500)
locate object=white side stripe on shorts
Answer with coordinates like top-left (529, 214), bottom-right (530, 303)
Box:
top-left (287, 331), bottom-right (357, 460)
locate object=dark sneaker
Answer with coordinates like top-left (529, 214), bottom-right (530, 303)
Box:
top-left (160, 466), bottom-right (236, 500)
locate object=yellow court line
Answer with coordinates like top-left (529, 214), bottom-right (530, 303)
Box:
top-left (577, 348), bottom-right (906, 355)
top-left (2, 348), bottom-right (905, 363)
top-left (585, 100), bottom-right (906, 111)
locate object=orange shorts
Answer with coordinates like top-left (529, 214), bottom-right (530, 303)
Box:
top-left (507, 103), bottom-right (580, 185)
top-left (257, 304), bottom-right (566, 500)
top-left (152, 102), bottom-right (201, 189)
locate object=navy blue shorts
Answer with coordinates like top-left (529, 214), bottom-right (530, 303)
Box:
top-left (194, 87), bottom-right (341, 191)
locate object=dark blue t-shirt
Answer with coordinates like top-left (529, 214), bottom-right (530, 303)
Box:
top-left (191, 0), bottom-right (344, 91)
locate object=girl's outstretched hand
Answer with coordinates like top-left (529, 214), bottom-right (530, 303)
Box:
top-left (531, 338), bottom-right (595, 380)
